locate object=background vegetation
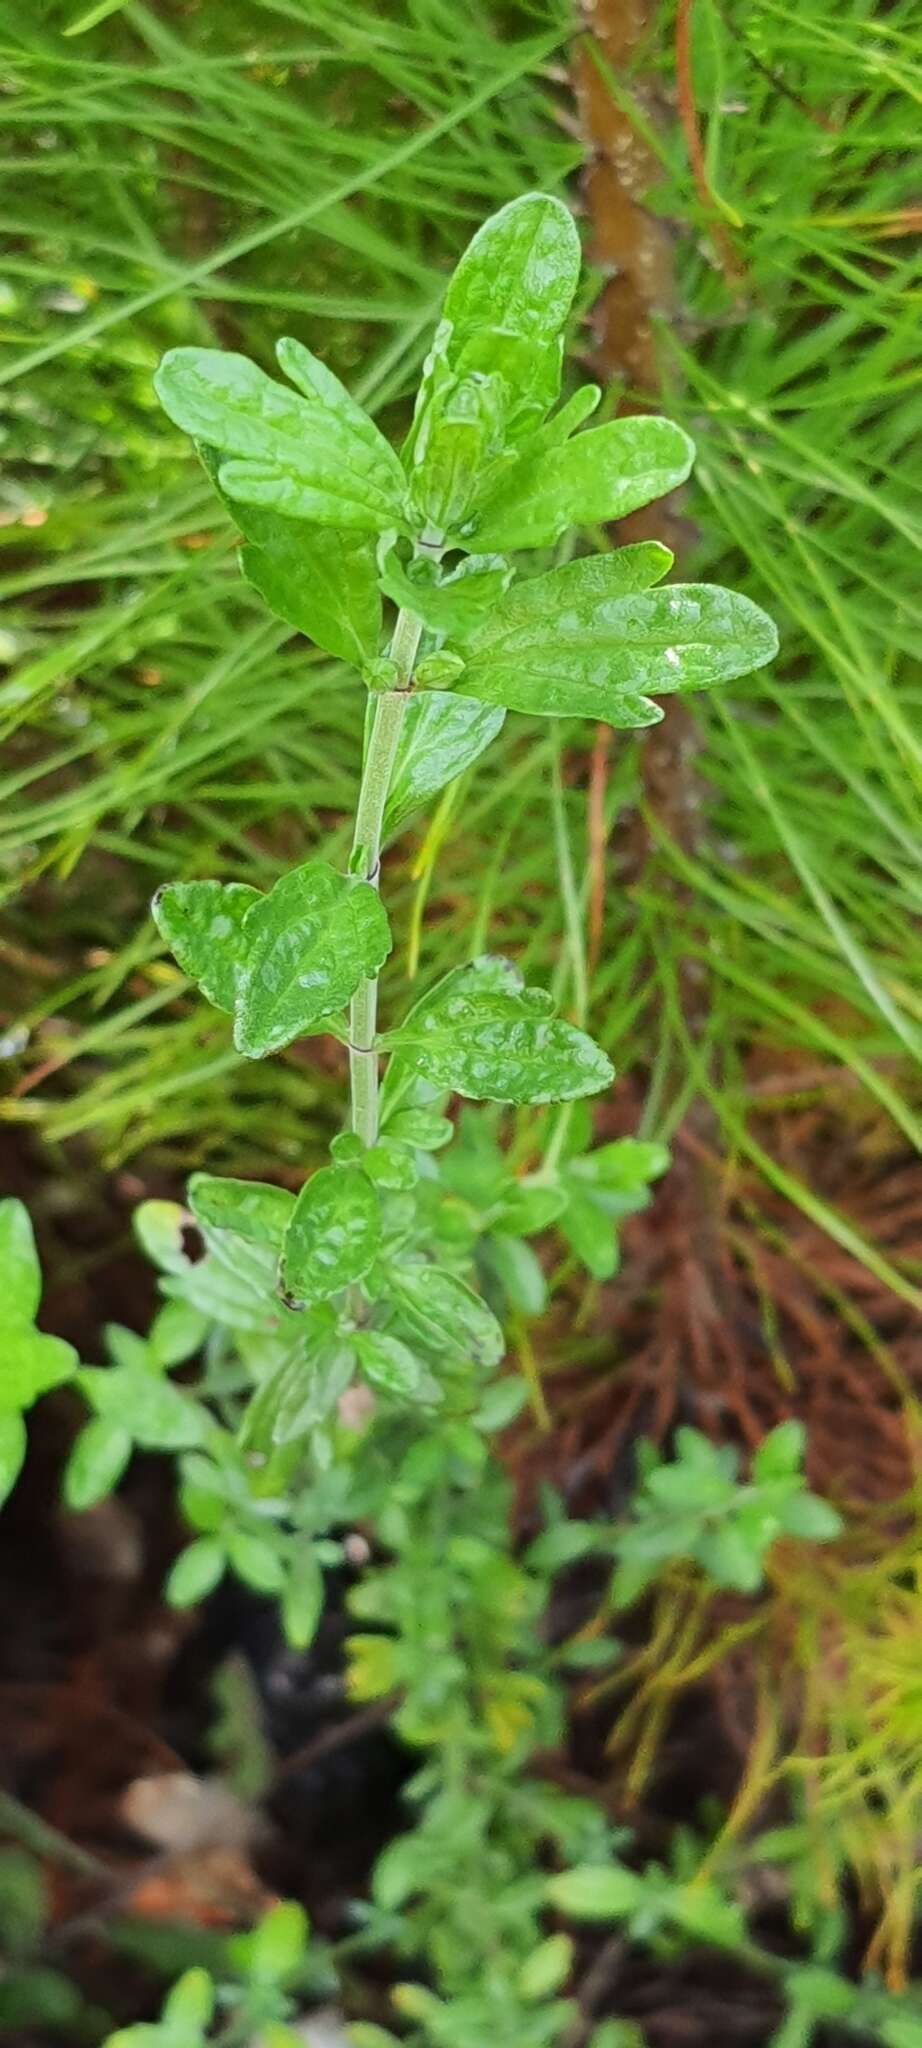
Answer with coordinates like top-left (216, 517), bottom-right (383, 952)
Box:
top-left (1, 0), bottom-right (920, 2036)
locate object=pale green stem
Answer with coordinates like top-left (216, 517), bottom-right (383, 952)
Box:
top-left (348, 604), bottom-right (423, 1148)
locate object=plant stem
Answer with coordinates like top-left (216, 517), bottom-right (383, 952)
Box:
top-left (348, 604), bottom-right (423, 1147)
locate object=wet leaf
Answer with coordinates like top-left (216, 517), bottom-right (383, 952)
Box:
top-left (198, 441), bottom-right (381, 664)
top-left (380, 1264), bottom-right (504, 1370)
top-left (468, 417), bottom-right (694, 551)
top-left (152, 879), bottom-right (258, 1013)
top-left (155, 343), bottom-right (407, 532)
top-left (442, 192), bottom-right (581, 370)
top-left (457, 558), bottom-right (779, 721)
top-left (241, 522), bottom-right (381, 665)
top-left (234, 859), bottom-right (391, 1058)
top-left (238, 1310), bottom-right (354, 1448)
top-left (377, 547), bottom-right (511, 639)
top-left (383, 1108), bottom-right (454, 1151)
top-left (354, 1330), bottom-right (427, 1401)
top-left (385, 972), bottom-right (614, 1103)
top-left (404, 195), bottom-right (581, 530)
top-left (280, 1167), bottom-right (380, 1304)
top-left (187, 1175), bottom-right (295, 1251)
top-left (383, 691), bottom-right (505, 838)
top-left (380, 954), bottom-right (520, 1120)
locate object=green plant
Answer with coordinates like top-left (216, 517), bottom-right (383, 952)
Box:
top-left (18, 191), bottom-right (775, 1633)
top-left (608, 1421), bottom-right (842, 1606)
top-left (105, 1903), bottom-right (317, 2048)
top-left (3, 194), bottom-right (777, 2045)
top-left (549, 1851), bottom-right (922, 2048)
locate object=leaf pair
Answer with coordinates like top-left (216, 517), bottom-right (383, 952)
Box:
top-left (153, 858), bottom-right (390, 1056)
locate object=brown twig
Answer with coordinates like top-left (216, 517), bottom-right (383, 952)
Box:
top-left (674, 0), bottom-right (744, 286)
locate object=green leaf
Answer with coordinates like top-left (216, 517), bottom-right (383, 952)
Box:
top-left (469, 418), bottom-right (694, 551)
top-left (0, 1198), bottom-right (42, 1323)
top-left (282, 1550), bottom-right (324, 1650)
top-left (63, 1416), bottom-right (132, 1510)
top-left (457, 555), bottom-right (779, 723)
top-left (354, 1330), bottom-right (426, 1401)
top-left (1, 1327), bottom-right (76, 1414)
top-left (407, 370), bottom-right (509, 534)
top-left (152, 879), bottom-right (258, 1013)
top-left (147, 1299), bottom-right (208, 1371)
top-left (163, 1967), bottom-right (215, 2031)
top-left (243, 1900), bottom-right (308, 1984)
top-left (778, 1493), bottom-right (843, 1542)
top-left (155, 344), bottom-right (406, 532)
top-left (79, 1365), bottom-right (205, 1450)
top-left (547, 1864), bottom-right (646, 1922)
top-left (443, 192), bottom-right (581, 369)
top-left (526, 1521), bottom-right (598, 1572)
top-left (383, 1108), bottom-right (454, 1151)
top-left (751, 1419), bottom-right (806, 1483)
top-left (377, 547), bottom-right (511, 639)
top-left (482, 1233), bottom-right (547, 1317)
top-left (360, 1141), bottom-right (418, 1192)
top-left (0, 1411), bottom-right (26, 1509)
top-left (584, 1138), bottom-right (671, 1191)
top-left (559, 1190), bottom-right (619, 1280)
top-left (280, 1166), bottom-right (380, 1304)
top-left (187, 1175), bottom-right (295, 1250)
top-left (382, 690), bottom-right (505, 839)
top-left (432, 191), bottom-right (581, 447)
top-left (404, 195), bottom-right (582, 534)
top-left (234, 860), bottom-right (391, 1058)
top-left (227, 1528), bottom-right (286, 1594)
top-left (241, 523), bottom-right (381, 666)
top-left (384, 963), bottom-right (614, 1104)
top-left (695, 1524), bottom-right (763, 1592)
top-left (198, 441), bottom-right (381, 665)
top-left (670, 1882), bottom-right (746, 1948)
top-left (518, 1933), bottom-right (573, 2001)
top-left (166, 1536), bottom-right (226, 1608)
top-left (556, 1636), bottom-right (622, 1671)
top-left (238, 1323), bottom-right (354, 1450)
top-left (379, 954), bottom-right (518, 1121)
top-left (380, 1264), bottom-right (504, 1370)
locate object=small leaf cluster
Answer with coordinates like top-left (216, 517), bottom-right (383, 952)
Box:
top-left (608, 1423), bottom-right (842, 1606)
top-left (343, 1451), bottom-right (622, 2048)
top-left (548, 1854), bottom-right (922, 2048)
top-left (106, 1902), bottom-right (317, 2048)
